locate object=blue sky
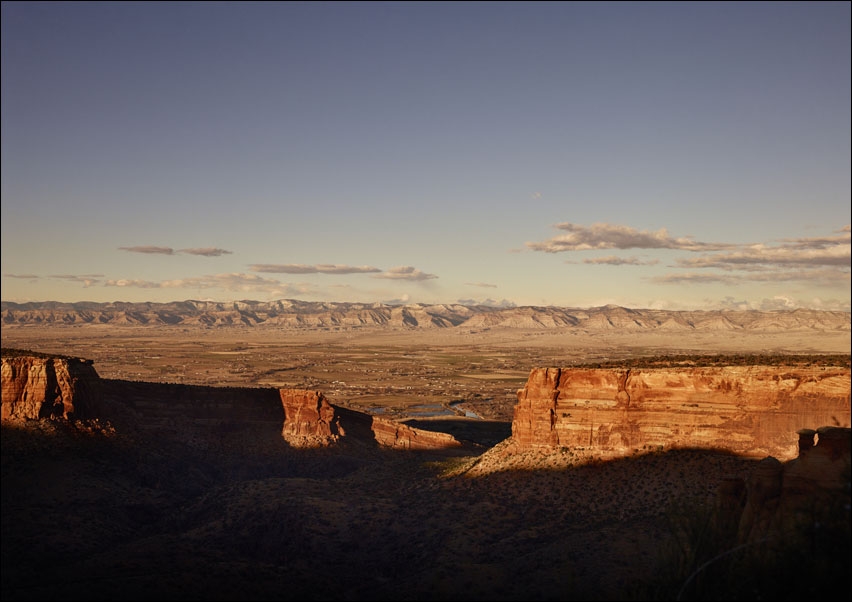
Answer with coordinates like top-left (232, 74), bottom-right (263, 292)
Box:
top-left (2, 1), bottom-right (850, 310)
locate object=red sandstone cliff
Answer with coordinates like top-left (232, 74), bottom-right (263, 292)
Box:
top-left (1, 353), bottom-right (103, 421)
top-left (370, 415), bottom-right (462, 450)
top-left (279, 388), bottom-right (344, 447)
top-left (512, 366), bottom-right (851, 460)
top-left (279, 388), bottom-right (463, 451)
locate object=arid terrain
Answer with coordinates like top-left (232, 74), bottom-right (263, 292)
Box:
top-left (3, 301), bottom-right (850, 422)
top-left (2, 304), bottom-right (850, 600)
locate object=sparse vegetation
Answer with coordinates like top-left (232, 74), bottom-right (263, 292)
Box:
top-left (1, 347), bottom-right (80, 360)
top-left (579, 353), bottom-right (851, 369)
top-left (634, 484), bottom-right (852, 601)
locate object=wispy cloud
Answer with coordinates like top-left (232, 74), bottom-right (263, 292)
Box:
top-left (249, 264), bottom-right (381, 274)
top-left (371, 266), bottom-right (438, 281)
top-left (465, 282), bottom-right (498, 288)
top-left (714, 295), bottom-right (850, 312)
top-left (103, 272), bottom-right (306, 296)
top-left (650, 272), bottom-right (739, 285)
top-left (676, 230), bottom-right (851, 270)
top-left (677, 247), bottom-right (850, 270)
top-left (119, 246), bottom-right (175, 255)
top-left (651, 268), bottom-right (849, 286)
top-left (49, 274), bottom-right (104, 287)
top-left (581, 255), bottom-right (660, 266)
top-left (457, 298), bottom-right (517, 308)
top-left (179, 247), bottom-right (233, 257)
top-left (529, 221), bottom-right (850, 291)
top-left (104, 278), bottom-right (164, 288)
top-left (527, 222), bottom-right (733, 253)
top-left (120, 246), bottom-right (234, 257)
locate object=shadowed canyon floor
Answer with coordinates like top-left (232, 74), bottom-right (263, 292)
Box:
top-left (2, 322), bottom-right (850, 600)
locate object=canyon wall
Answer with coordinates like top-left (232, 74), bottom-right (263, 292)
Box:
top-left (279, 388), bottom-right (463, 451)
top-left (280, 388), bottom-right (343, 447)
top-left (715, 425), bottom-right (851, 549)
top-left (1, 354), bottom-right (103, 421)
top-left (0, 354), bottom-right (466, 452)
top-left (512, 366), bottom-right (851, 460)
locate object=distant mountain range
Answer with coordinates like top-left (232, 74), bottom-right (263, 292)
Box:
top-left (2, 300), bottom-right (849, 332)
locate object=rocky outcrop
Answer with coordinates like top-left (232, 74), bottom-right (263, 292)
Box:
top-left (1, 352), bottom-right (102, 421)
top-left (370, 416), bottom-right (463, 450)
top-left (512, 366), bottom-right (851, 460)
top-left (1, 351), bottom-right (466, 452)
top-left (279, 389), bottom-right (344, 447)
top-left (716, 426), bottom-right (851, 548)
top-left (280, 388), bottom-right (463, 451)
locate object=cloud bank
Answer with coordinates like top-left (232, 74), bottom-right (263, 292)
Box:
top-left (528, 221), bottom-right (850, 293)
top-left (526, 222), bottom-right (734, 253)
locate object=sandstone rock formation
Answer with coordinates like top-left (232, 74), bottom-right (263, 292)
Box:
top-left (279, 388), bottom-right (343, 447)
top-left (369, 415), bottom-right (463, 450)
top-left (1, 351), bottom-right (102, 421)
top-left (0, 351), bottom-right (467, 453)
top-left (715, 426), bottom-right (851, 549)
top-left (279, 388), bottom-right (463, 450)
top-left (512, 366), bottom-right (851, 460)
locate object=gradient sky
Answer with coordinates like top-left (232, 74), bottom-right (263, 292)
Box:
top-left (2, 1), bottom-right (850, 311)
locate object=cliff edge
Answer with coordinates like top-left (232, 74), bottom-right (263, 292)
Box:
top-left (1, 349), bottom-right (103, 421)
top-left (512, 366), bottom-right (851, 460)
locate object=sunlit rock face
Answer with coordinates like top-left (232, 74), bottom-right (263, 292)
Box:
top-left (512, 367), bottom-right (851, 460)
top-left (369, 415), bottom-right (462, 450)
top-left (1, 354), bottom-right (103, 421)
top-left (279, 389), bottom-right (342, 447)
top-left (279, 388), bottom-right (463, 450)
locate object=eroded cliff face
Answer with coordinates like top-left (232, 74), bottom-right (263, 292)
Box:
top-left (716, 426), bottom-right (851, 548)
top-left (512, 366), bottom-right (851, 460)
top-left (279, 388), bottom-right (463, 451)
top-left (279, 389), bottom-right (343, 447)
top-left (370, 416), bottom-right (462, 450)
top-left (1, 355), bottom-right (102, 421)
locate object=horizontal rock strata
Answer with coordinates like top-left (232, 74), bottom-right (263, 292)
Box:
top-left (280, 388), bottom-right (462, 450)
top-left (512, 366), bottom-right (851, 460)
top-left (280, 388), bottom-right (343, 447)
top-left (1, 354), bottom-right (102, 421)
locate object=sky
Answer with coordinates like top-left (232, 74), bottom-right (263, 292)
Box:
top-left (2, 1), bottom-right (850, 311)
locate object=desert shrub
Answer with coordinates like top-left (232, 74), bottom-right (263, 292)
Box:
top-left (633, 492), bottom-right (851, 601)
